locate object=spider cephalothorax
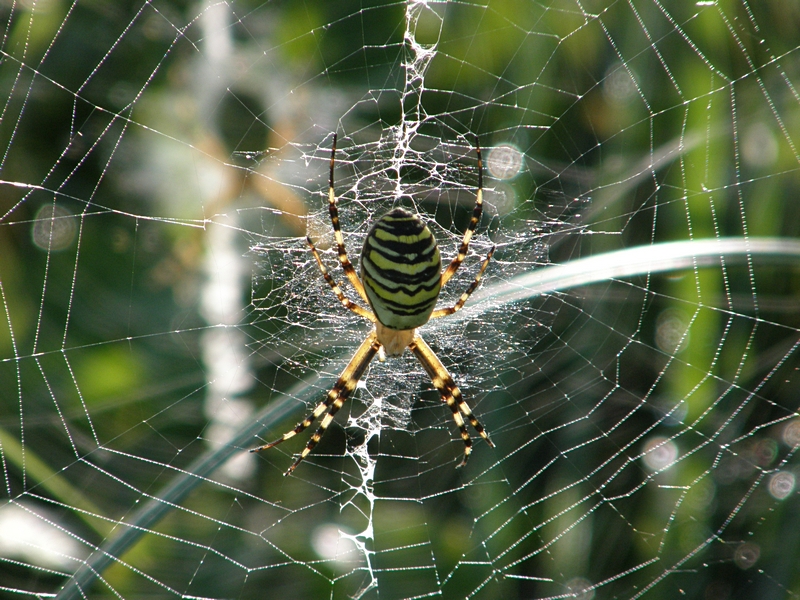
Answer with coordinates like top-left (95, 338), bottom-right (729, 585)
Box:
top-left (251, 135), bottom-right (494, 475)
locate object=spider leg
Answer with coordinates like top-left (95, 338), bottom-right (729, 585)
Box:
top-left (441, 136), bottom-right (484, 288)
top-left (430, 245), bottom-right (494, 320)
top-left (408, 334), bottom-right (493, 468)
top-left (327, 134), bottom-right (370, 304)
top-left (251, 331), bottom-right (381, 475)
top-left (307, 235), bottom-right (375, 322)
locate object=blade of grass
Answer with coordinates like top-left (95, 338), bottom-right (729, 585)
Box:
top-left (57, 236), bottom-right (800, 597)
top-left (0, 426), bottom-right (111, 538)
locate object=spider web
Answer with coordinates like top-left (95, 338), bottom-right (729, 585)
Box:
top-left (1, 0), bottom-right (799, 598)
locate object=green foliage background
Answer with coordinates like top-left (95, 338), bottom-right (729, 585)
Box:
top-left (0, 0), bottom-right (798, 598)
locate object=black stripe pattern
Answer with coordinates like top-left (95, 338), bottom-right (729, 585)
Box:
top-left (360, 207), bottom-right (442, 330)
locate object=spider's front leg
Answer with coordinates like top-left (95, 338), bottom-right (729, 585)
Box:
top-left (251, 331), bottom-right (381, 475)
top-left (408, 334), bottom-right (494, 468)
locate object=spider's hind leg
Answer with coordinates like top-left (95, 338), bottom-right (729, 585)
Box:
top-left (430, 245), bottom-right (494, 320)
top-left (327, 133), bottom-right (370, 304)
top-left (440, 136), bottom-right (485, 288)
top-left (306, 235), bottom-right (374, 322)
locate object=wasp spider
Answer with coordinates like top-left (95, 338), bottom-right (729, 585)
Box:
top-left (251, 135), bottom-right (495, 475)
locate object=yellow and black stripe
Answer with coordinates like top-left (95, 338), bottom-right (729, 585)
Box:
top-left (360, 207), bottom-right (442, 330)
